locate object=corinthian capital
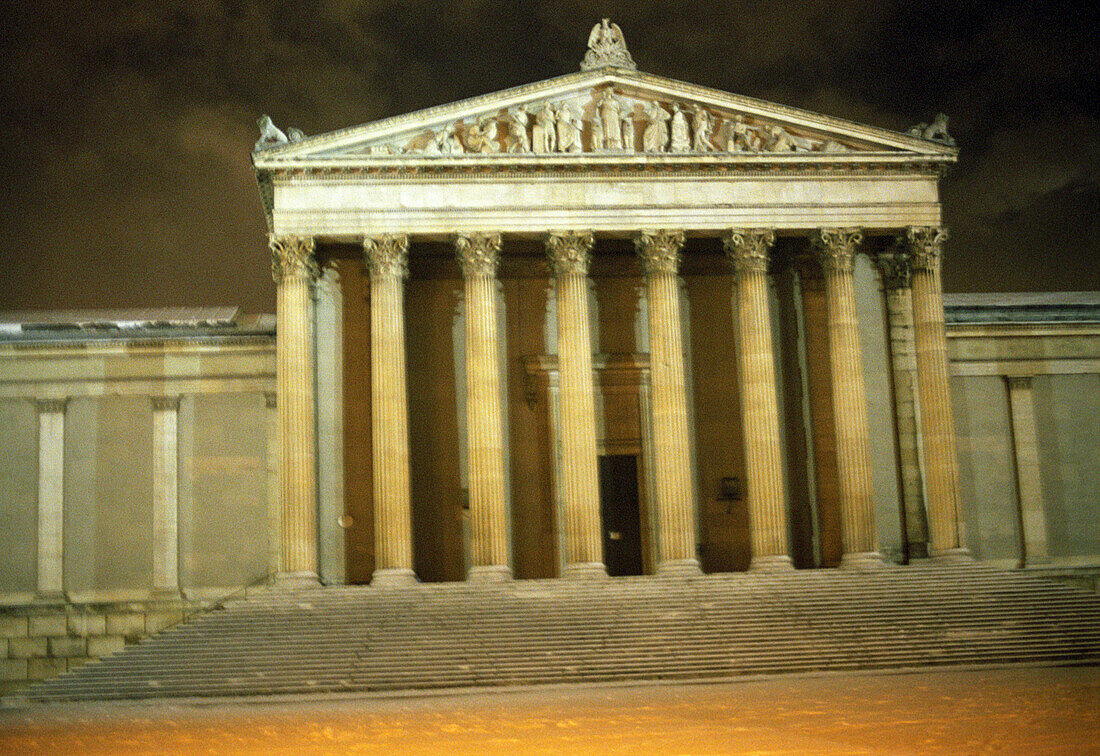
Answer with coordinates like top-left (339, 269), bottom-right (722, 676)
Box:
top-left (634, 230), bottom-right (686, 275)
top-left (269, 235), bottom-right (318, 283)
top-left (723, 228), bottom-right (776, 275)
top-left (873, 251), bottom-right (912, 290)
top-left (904, 226), bottom-right (949, 272)
top-left (363, 234), bottom-right (409, 280)
top-left (546, 231), bottom-right (595, 276)
top-left (455, 233), bottom-right (503, 277)
top-left (813, 227), bottom-right (864, 275)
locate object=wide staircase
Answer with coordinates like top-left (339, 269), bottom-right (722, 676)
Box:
top-left (25, 561), bottom-right (1100, 701)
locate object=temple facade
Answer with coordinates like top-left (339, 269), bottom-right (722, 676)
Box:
top-left (252, 26), bottom-right (966, 585)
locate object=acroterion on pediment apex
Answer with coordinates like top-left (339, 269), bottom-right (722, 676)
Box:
top-left (581, 18), bottom-right (636, 71)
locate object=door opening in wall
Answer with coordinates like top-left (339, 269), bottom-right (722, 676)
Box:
top-left (598, 454), bottom-right (644, 576)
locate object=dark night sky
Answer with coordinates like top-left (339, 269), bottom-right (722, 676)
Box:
top-left (2, 0), bottom-right (1098, 314)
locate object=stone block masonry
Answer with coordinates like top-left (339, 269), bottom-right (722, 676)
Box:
top-left (0, 598), bottom-right (209, 689)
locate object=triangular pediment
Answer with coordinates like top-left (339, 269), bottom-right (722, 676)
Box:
top-left (253, 68), bottom-right (956, 168)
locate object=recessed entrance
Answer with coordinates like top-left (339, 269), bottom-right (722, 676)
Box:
top-left (598, 454), bottom-right (644, 576)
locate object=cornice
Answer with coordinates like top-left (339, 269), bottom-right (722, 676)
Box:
top-left (261, 154), bottom-right (949, 183)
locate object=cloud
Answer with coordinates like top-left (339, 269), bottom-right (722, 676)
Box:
top-left (1, 0), bottom-right (1097, 311)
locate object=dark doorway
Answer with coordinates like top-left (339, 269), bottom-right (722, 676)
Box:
top-left (598, 454), bottom-right (644, 576)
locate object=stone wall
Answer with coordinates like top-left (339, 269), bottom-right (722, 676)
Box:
top-left (0, 314), bottom-right (277, 689)
top-left (947, 294), bottom-right (1100, 570)
top-left (0, 601), bottom-right (203, 692)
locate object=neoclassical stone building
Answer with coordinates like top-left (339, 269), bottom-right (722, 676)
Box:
top-left (2, 25), bottom-right (1098, 687)
top-left (252, 24), bottom-right (967, 586)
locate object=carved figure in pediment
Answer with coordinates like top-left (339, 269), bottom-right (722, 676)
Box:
top-left (506, 108), bottom-right (530, 153)
top-left (642, 102), bottom-right (670, 153)
top-left (533, 105), bottom-right (556, 153)
top-left (597, 89), bottom-right (623, 150)
top-left (465, 116), bottom-right (500, 154)
top-left (764, 124), bottom-right (797, 152)
top-left (287, 127), bottom-right (305, 143)
top-left (555, 105), bottom-right (583, 153)
top-left (725, 115), bottom-right (760, 152)
top-left (421, 130), bottom-right (441, 156)
top-left (909, 113), bottom-right (955, 146)
top-left (439, 124), bottom-right (464, 155)
top-left (691, 105), bottom-right (713, 152)
top-left (590, 114), bottom-right (604, 152)
top-left (254, 115), bottom-right (288, 151)
top-left (621, 114), bottom-right (636, 152)
top-left (669, 103), bottom-right (691, 153)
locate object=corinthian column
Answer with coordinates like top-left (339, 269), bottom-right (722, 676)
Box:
top-left (364, 234), bottom-right (417, 586)
top-left (873, 251), bottom-right (928, 559)
top-left (906, 226), bottom-right (968, 560)
top-left (635, 230), bottom-right (700, 576)
top-left (456, 233), bottom-right (511, 581)
top-left (813, 229), bottom-right (882, 568)
top-left (271, 234), bottom-right (320, 586)
top-left (724, 229), bottom-right (791, 570)
top-left (546, 231), bottom-right (606, 579)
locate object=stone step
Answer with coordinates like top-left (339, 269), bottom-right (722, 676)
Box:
top-left (25, 564), bottom-right (1100, 702)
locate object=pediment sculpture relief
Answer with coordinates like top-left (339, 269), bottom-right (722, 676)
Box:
top-left (368, 89), bottom-right (858, 158)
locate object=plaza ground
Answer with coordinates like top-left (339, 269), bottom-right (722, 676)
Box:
top-left (2, 664), bottom-right (1098, 754)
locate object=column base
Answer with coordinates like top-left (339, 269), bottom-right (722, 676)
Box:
top-left (563, 562), bottom-right (608, 580)
top-left (840, 551), bottom-right (887, 570)
top-left (931, 547), bottom-right (973, 564)
top-left (33, 591), bottom-right (67, 606)
top-left (657, 559), bottom-right (702, 578)
top-left (371, 568), bottom-right (418, 588)
top-left (750, 555), bottom-right (794, 572)
top-left (467, 565), bottom-right (513, 583)
top-left (151, 588), bottom-right (184, 602)
top-left (274, 571), bottom-right (321, 590)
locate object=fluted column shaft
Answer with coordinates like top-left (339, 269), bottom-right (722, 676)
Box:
top-left (874, 252), bottom-right (929, 559)
top-left (271, 235), bottom-right (320, 585)
top-left (364, 234), bottom-right (417, 585)
top-left (907, 227), bottom-right (966, 558)
top-left (457, 233), bottom-right (511, 580)
top-left (814, 229), bottom-right (881, 566)
top-left (636, 230), bottom-right (700, 575)
top-left (547, 232), bottom-right (605, 577)
top-left (724, 229), bottom-right (791, 569)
